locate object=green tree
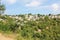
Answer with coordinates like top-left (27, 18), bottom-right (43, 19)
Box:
top-left (0, 0), bottom-right (5, 14)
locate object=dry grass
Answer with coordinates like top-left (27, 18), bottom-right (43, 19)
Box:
top-left (0, 33), bottom-right (16, 40)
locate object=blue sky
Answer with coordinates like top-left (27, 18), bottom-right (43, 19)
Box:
top-left (1, 0), bottom-right (60, 15)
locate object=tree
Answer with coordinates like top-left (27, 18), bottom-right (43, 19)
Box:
top-left (0, 0), bottom-right (5, 14)
top-left (49, 14), bottom-right (51, 16)
top-left (37, 14), bottom-right (41, 17)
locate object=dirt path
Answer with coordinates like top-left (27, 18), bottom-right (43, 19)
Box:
top-left (0, 33), bottom-right (14, 40)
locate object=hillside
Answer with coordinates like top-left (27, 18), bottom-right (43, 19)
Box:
top-left (0, 14), bottom-right (60, 40)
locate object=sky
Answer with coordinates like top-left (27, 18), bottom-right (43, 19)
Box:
top-left (1, 0), bottom-right (60, 15)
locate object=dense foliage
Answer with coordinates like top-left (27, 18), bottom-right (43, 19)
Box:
top-left (0, 14), bottom-right (60, 40)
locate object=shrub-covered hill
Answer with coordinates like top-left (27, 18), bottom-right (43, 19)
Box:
top-left (0, 14), bottom-right (60, 40)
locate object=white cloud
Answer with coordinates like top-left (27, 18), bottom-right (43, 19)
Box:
top-left (26, 0), bottom-right (41, 7)
top-left (6, 0), bottom-right (16, 4)
top-left (51, 3), bottom-right (59, 11)
top-left (25, 0), bottom-right (48, 7)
